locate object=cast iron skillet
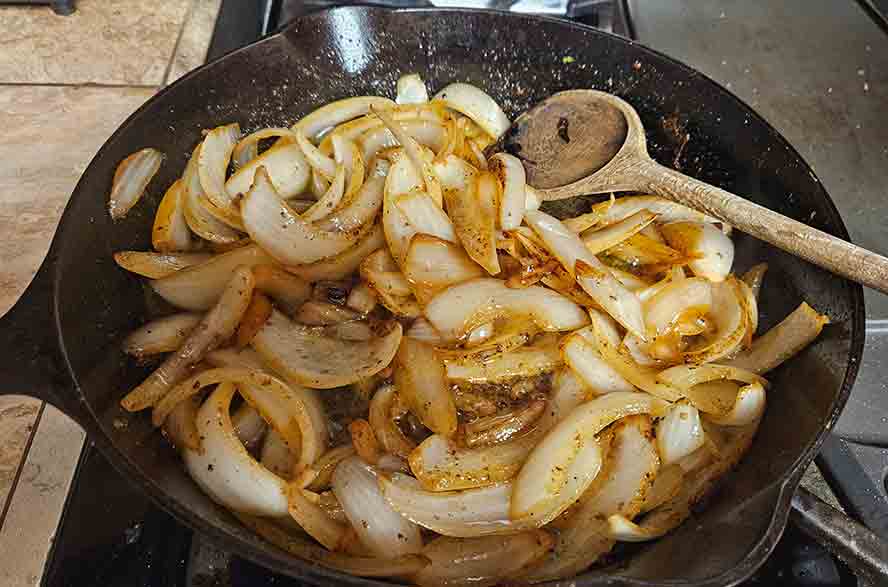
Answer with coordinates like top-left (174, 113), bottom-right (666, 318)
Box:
top-left (0, 7), bottom-right (868, 586)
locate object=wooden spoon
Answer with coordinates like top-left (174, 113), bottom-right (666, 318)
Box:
top-left (496, 89), bottom-right (888, 294)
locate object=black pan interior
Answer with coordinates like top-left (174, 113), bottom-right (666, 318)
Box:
top-left (53, 7), bottom-right (863, 586)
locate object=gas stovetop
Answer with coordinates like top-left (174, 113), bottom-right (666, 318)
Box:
top-left (40, 1), bottom-right (888, 586)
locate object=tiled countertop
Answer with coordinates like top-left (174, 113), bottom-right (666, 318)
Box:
top-left (0, 1), bottom-right (220, 584)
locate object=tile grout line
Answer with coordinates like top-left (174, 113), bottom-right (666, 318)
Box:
top-left (0, 401), bottom-right (45, 531)
top-left (162, 0), bottom-right (199, 87)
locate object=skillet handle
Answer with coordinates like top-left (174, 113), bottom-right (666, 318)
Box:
top-left (0, 253), bottom-right (88, 426)
top-left (791, 486), bottom-right (888, 586)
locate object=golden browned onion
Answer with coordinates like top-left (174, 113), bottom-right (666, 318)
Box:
top-left (395, 337), bottom-right (458, 437)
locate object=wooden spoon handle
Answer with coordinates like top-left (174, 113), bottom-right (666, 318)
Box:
top-left (636, 158), bottom-right (888, 294)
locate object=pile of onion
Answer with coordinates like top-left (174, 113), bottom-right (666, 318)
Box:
top-left (111, 73), bottom-right (828, 584)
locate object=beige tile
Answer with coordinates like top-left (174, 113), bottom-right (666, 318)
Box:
top-left (165, 0), bottom-right (223, 85)
top-left (0, 0), bottom-right (192, 85)
top-left (0, 396), bottom-right (41, 509)
top-left (0, 84), bottom-right (155, 316)
top-left (0, 405), bottom-right (85, 586)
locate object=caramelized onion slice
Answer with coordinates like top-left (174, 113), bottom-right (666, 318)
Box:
top-left (444, 342), bottom-right (561, 384)
top-left (122, 267), bottom-right (254, 411)
top-left (292, 96), bottom-right (396, 141)
top-left (395, 190), bottom-right (456, 243)
top-left (424, 278), bottom-right (588, 342)
top-left (369, 384), bottom-right (416, 458)
top-left (489, 153), bottom-right (526, 231)
top-left (198, 123), bottom-right (241, 213)
top-left (561, 327), bottom-right (634, 395)
top-left (181, 144), bottom-right (242, 244)
top-left (114, 251), bottom-right (211, 279)
top-left (108, 147), bottom-right (163, 219)
top-left (661, 221), bottom-right (734, 282)
top-left (123, 313), bottom-right (202, 358)
top-left (251, 309), bottom-right (402, 389)
top-left (403, 234), bottom-right (483, 302)
top-left (395, 337), bottom-right (457, 437)
top-left (286, 223), bottom-right (385, 282)
top-left (580, 209), bottom-right (658, 254)
top-left (152, 179), bottom-right (192, 252)
top-left (705, 382), bottom-right (766, 426)
top-left (657, 363), bottom-right (769, 391)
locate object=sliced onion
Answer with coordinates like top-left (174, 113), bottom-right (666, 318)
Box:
top-left (525, 210), bottom-right (646, 339)
top-left (123, 313), bottom-right (202, 358)
top-left (640, 464), bottom-right (684, 514)
top-left (206, 346), bottom-right (267, 370)
top-left (525, 185), bottom-right (542, 212)
top-left (369, 384), bottom-right (416, 458)
top-left (581, 313), bottom-right (684, 402)
top-left (538, 369), bottom-right (590, 431)
top-left (150, 244), bottom-right (272, 311)
top-left (235, 291), bottom-right (273, 348)
top-left (683, 278), bottom-right (746, 363)
top-left (198, 123), bottom-right (241, 215)
top-left (332, 135), bottom-right (364, 196)
top-left (396, 73), bottom-right (429, 104)
top-left (644, 276), bottom-right (712, 337)
top-left (465, 400), bottom-right (547, 448)
top-left (152, 179), bottom-right (192, 252)
top-left (360, 248), bottom-right (422, 317)
top-left (346, 281), bottom-right (378, 314)
top-left (580, 209), bottom-right (658, 254)
top-left (373, 107), bottom-right (443, 207)
top-left (439, 317), bottom-right (537, 364)
top-left (395, 191), bottom-right (456, 243)
top-left (432, 83), bottom-right (510, 139)
top-left (183, 383), bottom-right (288, 516)
top-left (332, 456), bottom-right (423, 557)
top-left (610, 266), bottom-right (652, 291)
top-left (424, 278), bottom-right (588, 342)
top-left (606, 233), bottom-right (684, 267)
top-left (162, 394), bottom-right (201, 451)
top-left (252, 309), bottom-right (402, 389)
top-left (108, 147), bottom-right (163, 219)
top-left (726, 302), bottom-right (829, 375)
top-left (524, 415), bottom-right (659, 581)
top-left (511, 392), bottom-right (666, 525)
top-left (570, 195), bottom-right (726, 232)
top-left (294, 301), bottom-right (359, 326)
top-left (286, 222), bottom-right (385, 282)
top-left (232, 403), bottom-right (266, 449)
top-left (231, 127), bottom-right (296, 169)
top-left (296, 130), bottom-right (337, 179)
top-left (251, 264), bottom-right (312, 314)
top-left (301, 164), bottom-right (346, 222)
top-left (227, 141), bottom-right (311, 199)
top-left (444, 342), bottom-right (561, 384)
top-left (657, 363), bottom-right (769, 391)
top-left (414, 530), bottom-right (553, 587)
top-left (560, 328), bottom-right (634, 394)
top-left (359, 119), bottom-right (447, 162)
top-left (382, 150), bottom-right (422, 265)
top-left (656, 402), bottom-right (705, 465)
top-left (241, 168), bottom-right (381, 265)
top-left (406, 317), bottom-right (445, 344)
top-left (705, 382), bottom-right (766, 426)
top-left (404, 234), bottom-right (483, 302)
top-left (287, 483), bottom-right (347, 550)
top-left (181, 144), bottom-right (242, 244)
top-left (486, 153), bottom-right (523, 231)
top-left (114, 251), bottom-right (211, 279)
top-left (437, 156), bottom-right (500, 275)
top-left (349, 418), bottom-right (381, 464)
top-left (606, 514), bottom-right (670, 542)
top-left (306, 445), bottom-right (357, 492)
top-left (741, 262), bottom-right (768, 300)
top-left (293, 96), bottom-right (396, 141)
top-left (380, 474), bottom-right (532, 537)
top-left (622, 332), bottom-right (660, 367)
top-left (122, 267), bottom-right (254, 411)
top-left (395, 336), bottom-right (457, 436)
top-left (661, 221), bottom-right (734, 282)
top-left (261, 428), bottom-right (297, 479)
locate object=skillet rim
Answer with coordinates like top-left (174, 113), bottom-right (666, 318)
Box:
top-left (54, 6), bottom-right (865, 586)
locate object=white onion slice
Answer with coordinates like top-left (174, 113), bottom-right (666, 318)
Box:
top-left (121, 267), bottom-right (254, 411)
top-left (606, 514), bottom-right (671, 542)
top-left (181, 144), bottom-right (242, 244)
top-left (567, 195), bottom-right (727, 233)
top-left (346, 281), bottom-right (377, 314)
top-left (296, 130), bottom-right (337, 180)
top-left (525, 210), bottom-right (646, 339)
top-left (252, 309), bottom-right (402, 389)
top-left (286, 223), bottom-right (386, 282)
top-left (306, 445), bottom-right (357, 492)
top-left (382, 150), bottom-right (422, 266)
top-left (406, 316), bottom-right (444, 344)
top-left (373, 107), bottom-right (443, 207)
top-left (640, 464), bottom-right (684, 514)
top-left (705, 382), bottom-right (766, 426)
top-left (183, 383), bottom-right (289, 516)
top-left (464, 400), bottom-right (547, 448)
top-left (489, 153), bottom-right (526, 230)
top-left (368, 384), bottom-right (416, 458)
top-left (657, 402), bottom-right (705, 465)
top-left (683, 278), bottom-right (746, 363)
top-left (579, 209), bottom-right (658, 253)
top-left (727, 302), bottom-right (829, 375)
top-left (380, 474), bottom-right (532, 537)
top-left (644, 276), bottom-right (712, 337)
top-left (444, 343), bottom-right (561, 384)
top-left (432, 83), bottom-right (510, 139)
top-left (403, 234), bottom-right (483, 302)
top-left (512, 392), bottom-right (667, 524)
top-left (241, 168), bottom-right (382, 265)
top-left (261, 428), bottom-right (296, 479)
top-left (122, 313), bottom-right (202, 358)
top-left (395, 191), bottom-right (456, 243)
top-left (332, 456), bottom-right (423, 557)
top-left (293, 96), bottom-right (396, 141)
top-left (741, 262), bottom-right (768, 300)
top-left (150, 244), bottom-right (272, 311)
top-left (525, 185), bottom-right (543, 212)
top-left (114, 251), bottom-right (211, 279)
top-left (301, 164), bottom-right (346, 222)
top-left (561, 328), bottom-right (634, 394)
top-left (661, 221), bottom-right (734, 282)
top-left (395, 336), bottom-right (457, 436)
top-left (396, 73), bottom-right (429, 104)
top-left (287, 483), bottom-right (347, 550)
top-left (424, 278), bottom-right (588, 342)
top-left (657, 363), bottom-right (769, 391)
top-left (152, 179), bottom-right (192, 252)
top-left (198, 123), bottom-right (241, 214)
top-left (231, 127), bottom-right (296, 169)
top-left (359, 119), bottom-right (446, 161)
top-left (226, 142), bottom-right (311, 199)
top-left (108, 147), bottom-right (163, 219)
